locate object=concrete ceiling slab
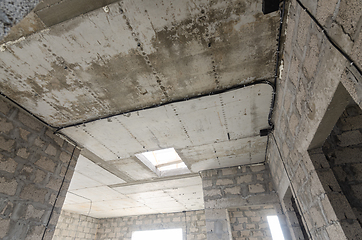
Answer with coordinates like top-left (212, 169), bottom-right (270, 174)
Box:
top-left (0, 0), bottom-right (278, 126)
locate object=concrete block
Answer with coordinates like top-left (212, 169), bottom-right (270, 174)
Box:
top-left (236, 175), bottom-right (252, 184)
top-left (248, 184), bottom-right (265, 193)
top-left (25, 205), bottom-right (44, 220)
top-left (0, 177), bottom-right (17, 195)
top-left (250, 165), bottom-right (266, 172)
top-left (59, 152), bottom-right (71, 163)
top-left (335, 148), bottom-right (362, 164)
top-left (337, 130), bottom-right (362, 147)
top-left (19, 128), bottom-right (30, 141)
top-left (34, 137), bottom-right (46, 148)
top-left (222, 168), bottom-right (238, 176)
top-left (45, 144), bottom-right (57, 156)
top-left (46, 177), bottom-right (62, 191)
top-left (18, 111), bottom-right (44, 132)
top-left (202, 179), bottom-right (213, 188)
top-left (216, 178), bottom-right (233, 186)
top-left (339, 115), bottom-right (362, 131)
top-left (0, 118), bottom-right (13, 134)
top-left (327, 192), bottom-right (356, 220)
top-left (224, 186), bottom-right (241, 195)
top-left (17, 148), bottom-right (30, 159)
top-left (0, 136), bottom-right (15, 151)
top-left (20, 184), bottom-right (47, 203)
top-left (0, 217), bottom-right (10, 238)
top-left (0, 98), bottom-right (11, 116)
top-left (204, 189), bottom-right (222, 198)
top-left (35, 156), bottom-right (56, 173)
top-left (317, 169), bottom-right (342, 192)
top-left (34, 169), bottom-right (47, 183)
top-left (0, 157), bottom-right (17, 173)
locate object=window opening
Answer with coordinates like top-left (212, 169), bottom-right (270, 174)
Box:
top-left (132, 228), bottom-right (183, 240)
top-left (267, 215), bottom-right (285, 240)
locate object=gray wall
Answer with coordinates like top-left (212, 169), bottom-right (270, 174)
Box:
top-left (200, 165), bottom-right (289, 240)
top-left (268, 0), bottom-right (362, 239)
top-left (96, 210), bottom-right (206, 240)
top-left (229, 205), bottom-right (275, 240)
top-left (54, 210), bottom-right (206, 240)
top-left (53, 211), bottom-right (99, 240)
top-left (0, 96), bottom-right (80, 240)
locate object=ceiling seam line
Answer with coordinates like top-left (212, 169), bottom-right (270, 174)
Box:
top-left (55, 79), bottom-right (276, 132)
top-left (119, 1), bottom-right (169, 100)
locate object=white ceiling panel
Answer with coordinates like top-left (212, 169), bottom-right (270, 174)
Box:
top-left (62, 84), bottom-right (272, 163)
top-left (75, 155), bottom-right (126, 185)
top-left (68, 172), bottom-right (103, 191)
top-left (112, 176), bottom-right (202, 194)
top-left (111, 157), bottom-right (158, 180)
top-left (64, 192), bottom-right (91, 205)
top-left (70, 186), bottom-right (127, 201)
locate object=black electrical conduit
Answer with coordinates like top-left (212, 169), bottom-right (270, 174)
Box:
top-left (54, 79), bottom-right (276, 133)
top-left (41, 145), bottom-right (77, 240)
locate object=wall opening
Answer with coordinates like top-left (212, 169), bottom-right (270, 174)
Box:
top-left (322, 103), bottom-right (362, 230)
top-left (308, 83), bottom-right (362, 238)
top-left (267, 215), bottom-right (285, 240)
top-left (131, 228), bottom-right (183, 240)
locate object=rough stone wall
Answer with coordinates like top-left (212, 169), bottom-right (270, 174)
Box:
top-left (201, 164), bottom-right (282, 240)
top-left (52, 210), bottom-right (99, 240)
top-left (229, 205), bottom-right (275, 240)
top-left (0, 96), bottom-right (80, 240)
top-left (268, 0), bottom-right (362, 239)
top-left (95, 210), bottom-right (206, 240)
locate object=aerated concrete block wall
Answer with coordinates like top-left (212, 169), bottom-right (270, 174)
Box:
top-left (268, 0), bottom-right (362, 239)
top-left (317, 104), bottom-right (362, 238)
top-left (0, 96), bottom-right (80, 240)
top-left (95, 210), bottom-right (206, 240)
top-left (229, 205), bottom-right (275, 240)
top-left (52, 210), bottom-right (99, 240)
top-left (200, 164), bottom-right (284, 240)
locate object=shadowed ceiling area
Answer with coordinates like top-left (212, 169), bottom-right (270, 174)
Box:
top-left (0, 0), bottom-right (279, 217)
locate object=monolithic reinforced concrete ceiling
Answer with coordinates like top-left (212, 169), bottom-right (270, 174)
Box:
top-left (0, 0), bottom-right (278, 126)
top-left (0, 0), bottom-right (279, 217)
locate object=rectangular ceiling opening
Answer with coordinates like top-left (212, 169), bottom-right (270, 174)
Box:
top-left (132, 228), bottom-right (183, 240)
top-left (135, 148), bottom-right (190, 177)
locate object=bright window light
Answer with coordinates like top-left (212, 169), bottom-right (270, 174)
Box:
top-left (132, 228), bottom-right (182, 240)
top-left (136, 148), bottom-right (186, 170)
top-left (267, 216), bottom-right (285, 240)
